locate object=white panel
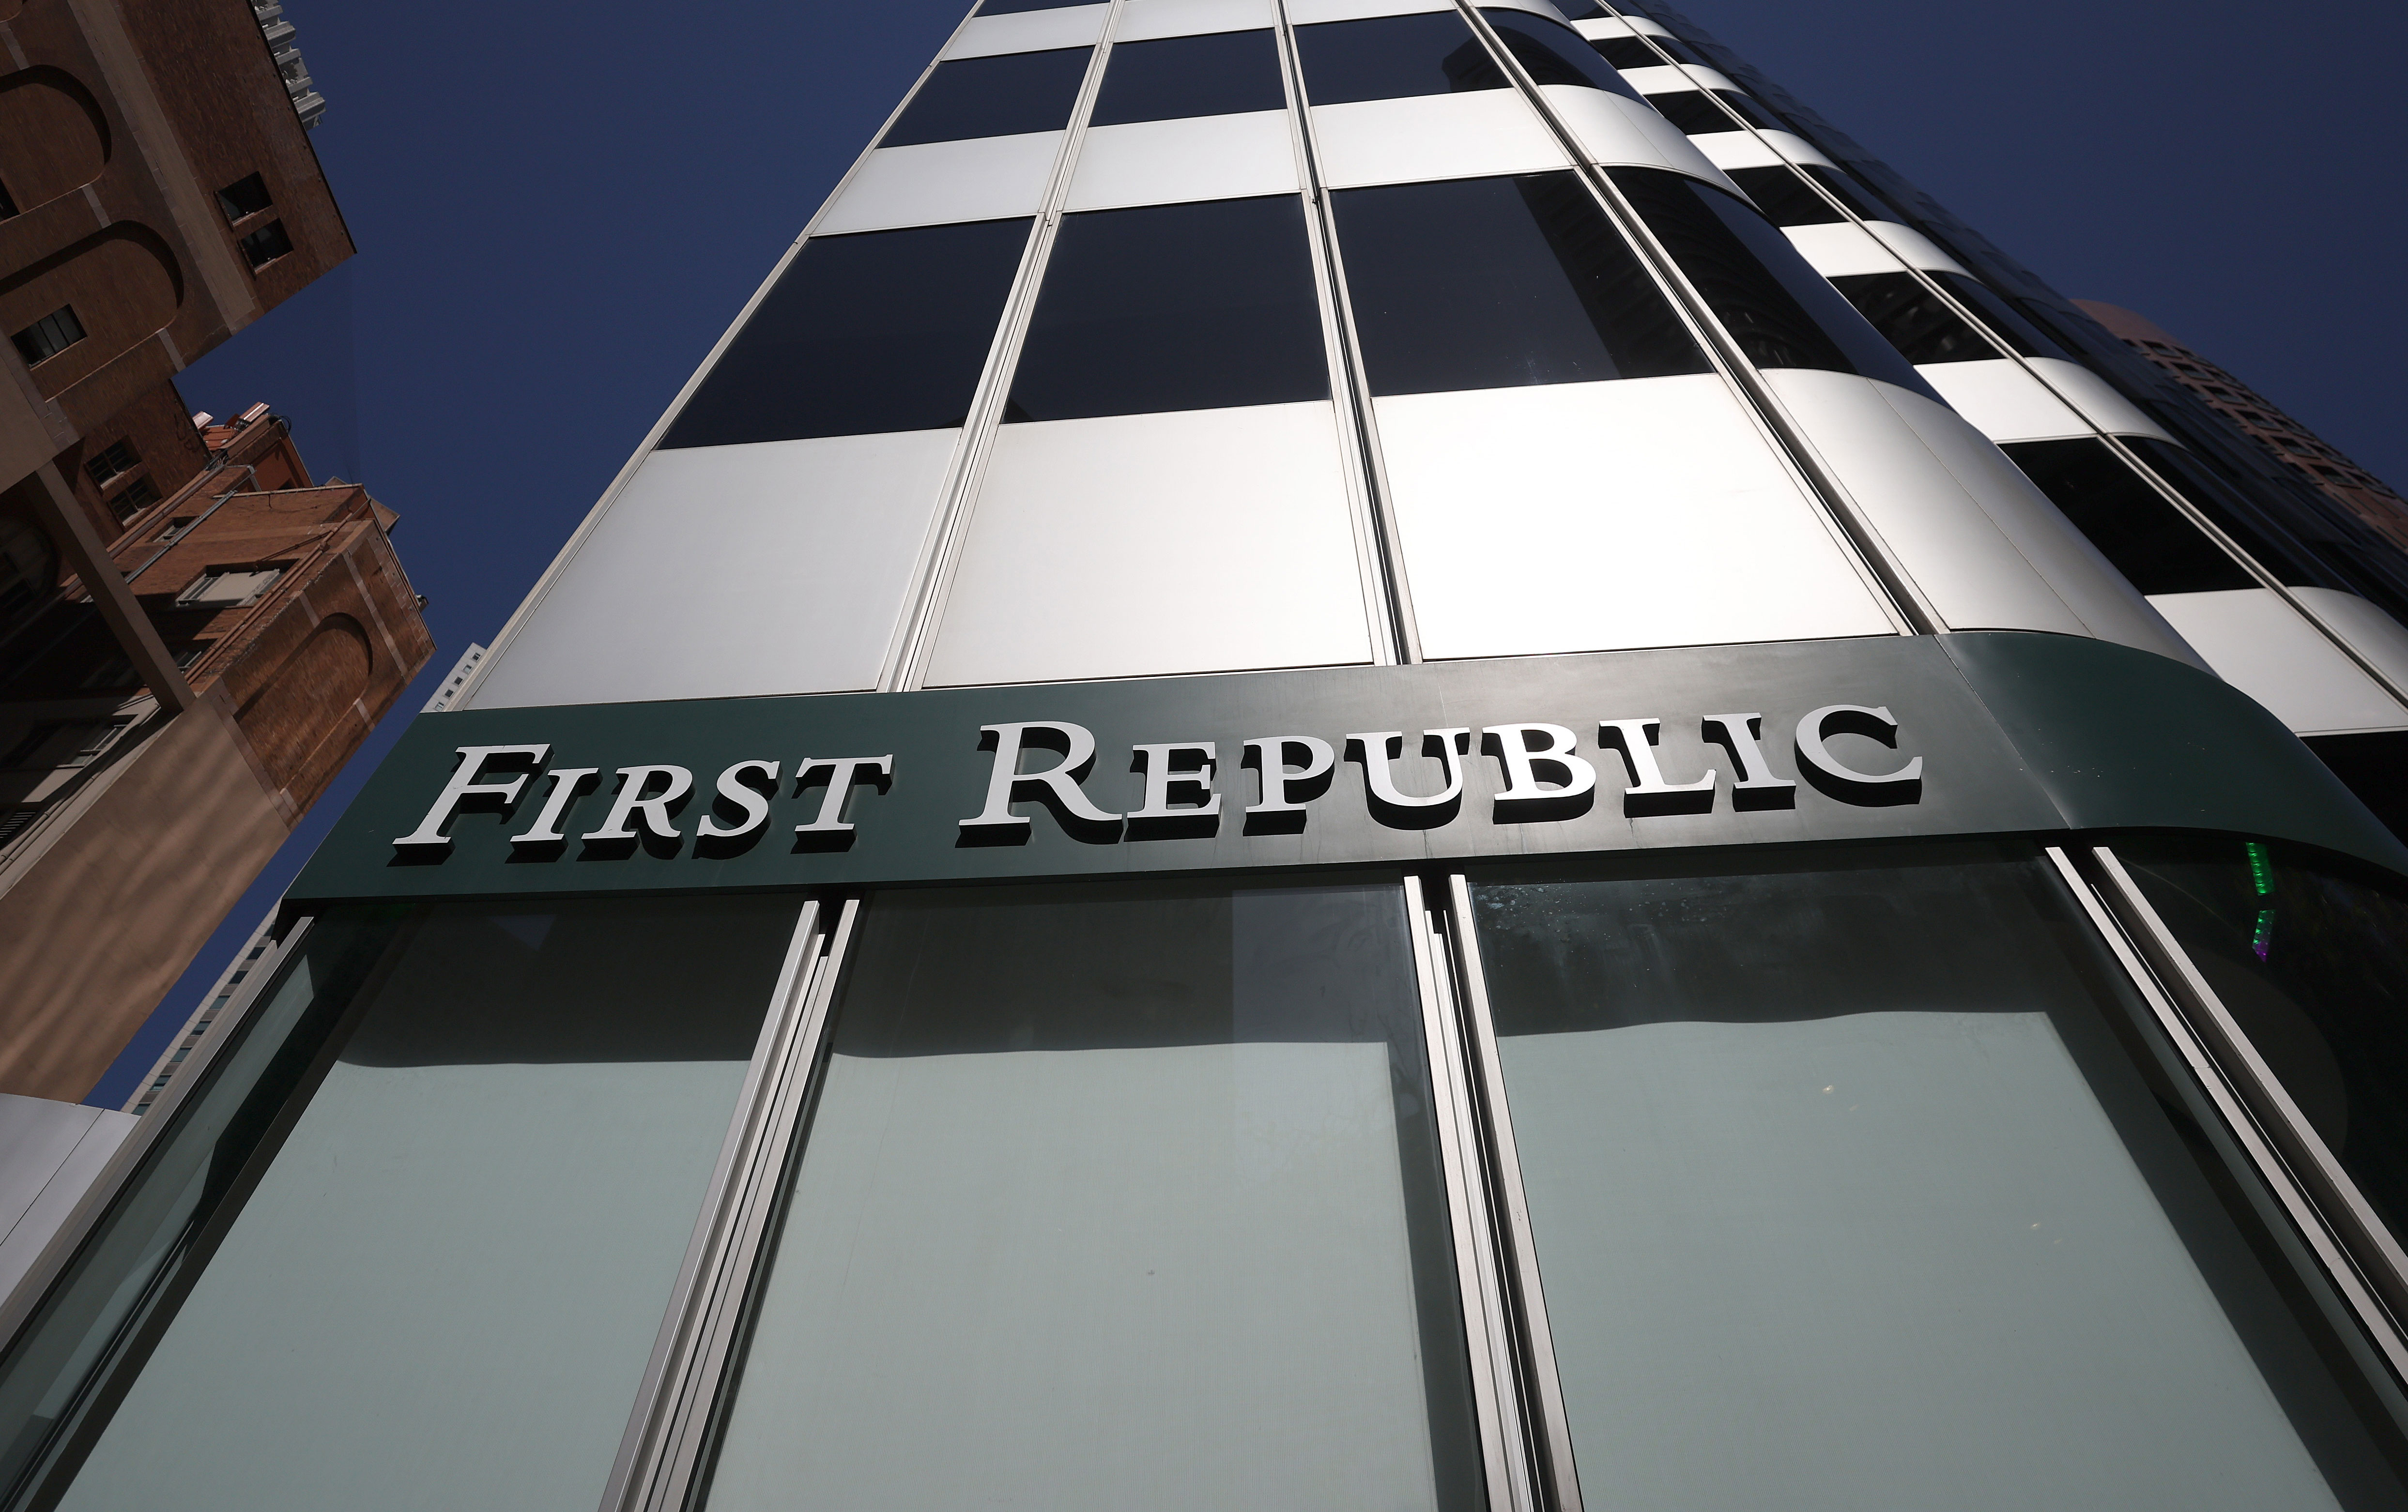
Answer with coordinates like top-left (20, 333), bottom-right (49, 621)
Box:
top-left (926, 403), bottom-right (1374, 687)
top-left (1917, 359), bottom-right (2090, 443)
top-left (1622, 64), bottom-right (1738, 94)
top-left (1864, 220), bottom-right (1969, 274)
top-left (2296, 587), bottom-right (2408, 706)
top-left (1687, 127), bottom-right (1836, 171)
top-left (1375, 377), bottom-right (1895, 660)
top-left (1782, 219), bottom-right (1909, 278)
top-left (471, 432), bottom-right (962, 708)
top-left (1288, 0), bottom-right (1447, 21)
top-left (1764, 369), bottom-right (2205, 665)
top-left (1117, 0), bottom-right (1277, 40)
top-left (1574, 15), bottom-right (1671, 38)
top-left (0, 1096), bottom-right (132, 1307)
top-left (2149, 589), bottom-right (2406, 735)
top-left (1539, 86), bottom-right (1742, 192)
top-left (817, 132), bottom-right (1062, 235)
top-left (2026, 357), bottom-right (2173, 441)
top-left (1067, 111), bottom-right (1297, 211)
top-left (943, 3), bottom-right (1108, 58)
top-left (1311, 91), bottom-right (1566, 188)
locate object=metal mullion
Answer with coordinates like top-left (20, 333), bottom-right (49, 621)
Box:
top-left (602, 897), bottom-right (859, 1512)
top-left (1452, 0), bottom-right (1937, 638)
top-left (2084, 846), bottom-right (2408, 1331)
top-left (1273, 0), bottom-right (1420, 665)
top-left (1402, 875), bottom-right (1535, 1512)
top-left (1442, 874), bottom-right (1583, 1512)
top-left (2043, 846), bottom-right (2408, 1396)
top-left (885, 0), bottom-right (1135, 692)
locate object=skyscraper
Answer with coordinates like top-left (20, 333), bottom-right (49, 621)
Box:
top-left (6, 3), bottom-right (2408, 1510)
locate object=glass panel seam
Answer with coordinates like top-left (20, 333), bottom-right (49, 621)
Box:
top-left (884, 0), bottom-right (1137, 692)
top-left (1273, 0), bottom-right (1418, 665)
top-left (1457, 0), bottom-right (1935, 637)
top-left (602, 898), bottom-right (857, 1512)
top-left (1405, 874), bottom-right (1538, 1512)
top-left (1441, 874), bottom-right (1584, 1512)
top-left (2046, 845), bottom-right (2408, 1391)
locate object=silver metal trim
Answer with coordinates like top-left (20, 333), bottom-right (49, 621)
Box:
top-left (2044, 846), bottom-right (2408, 1392)
top-left (1443, 873), bottom-right (1583, 1512)
top-left (1404, 874), bottom-right (1537, 1512)
top-left (0, 916), bottom-right (312, 1350)
top-left (601, 897), bottom-right (859, 1512)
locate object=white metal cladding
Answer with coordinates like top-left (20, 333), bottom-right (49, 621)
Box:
top-left (463, 0), bottom-right (2302, 714)
top-left (2149, 588), bottom-right (2408, 736)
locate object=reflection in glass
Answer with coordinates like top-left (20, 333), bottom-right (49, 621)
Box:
top-left (1089, 30), bottom-right (1285, 126)
top-left (1007, 195), bottom-right (1327, 420)
top-left (883, 47), bottom-right (1092, 147)
top-left (2001, 437), bottom-right (2255, 596)
top-left (696, 881), bottom-right (1481, 1512)
top-left (2117, 837), bottom-right (2408, 1244)
top-left (1294, 12), bottom-right (1503, 106)
top-left (1476, 10), bottom-right (1640, 100)
top-left (44, 897), bottom-right (798, 1512)
top-left (1333, 172), bottom-right (1705, 396)
top-left (661, 218), bottom-right (1033, 447)
top-left (1829, 270), bottom-right (1998, 364)
top-left (1472, 847), bottom-right (2408, 1512)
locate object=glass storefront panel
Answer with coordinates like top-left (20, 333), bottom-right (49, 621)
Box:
top-left (1471, 845), bottom-right (2408, 1512)
top-left (696, 880), bottom-right (1481, 1512)
top-left (34, 895), bottom-right (799, 1512)
top-left (2116, 837), bottom-right (2408, 1244)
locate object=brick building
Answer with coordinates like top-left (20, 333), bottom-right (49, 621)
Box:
top-left (0, 0), bottom-right (430, 1112)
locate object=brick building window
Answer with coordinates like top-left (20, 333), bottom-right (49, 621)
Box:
top-left (215, 172), bottom-right (273, 221)
top-left (109, 477), bottom-right (162, 519)
top-left (177, 565), bottom-right (285, 607)
top-left (83, 440), bottom-right (139, 486)
top-left (0, 176), bottom-right (17, 219)
top-left (237, 221), bottom-right (293, 270)
top-left (12, 306), bottom-right (85, 366)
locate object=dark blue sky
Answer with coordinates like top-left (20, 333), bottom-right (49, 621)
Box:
top-left (88, 0), bottom-right (2408, 1102)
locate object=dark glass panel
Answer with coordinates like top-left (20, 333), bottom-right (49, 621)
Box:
top-left (2120, 839), bottom-right (2408, 1248)
top-left (1478, 9), bottom-right (1640, 98)
top-left (1724, 165), bottom-right (1843, 226)
top-left (663, 219), bottom-right (1031, 447)
top-left (1590, 35), bottom-right (1662, 70)
top-left (2301, 731), bottom-right (2408, 845)
top-left (2123, 436), bottom-right (2333, 588)
top-left (1646, 89), bottom-right (1733, 134)
top-left (1647, 34), bottom-right (1707, 64)
top-left (1472, 845), bottom-right (2408, 1511)
top-left (1089, 30), bottom-right (1286, 125)
top-left (1804, 164), bottom-right (1897, 221)
top-left (1610, 167), bottom-right (1935, 392)
top-left (1332, 171), bottom-right (1707, 396)
top-left (884, 48), bottom-right (1092, 147)
top-left (1712, 90), bottom-right (1780, 129)
top-left (1828, 271), bottom-right (1998, 364)
top-left (1293, 12), bottom-right (1503, 106)
top-left (975, 0), bottom-right (1099, 15)
top-left (1999, 438), bottom-right (2255, 595)
top-left (1932, 272), bottom-right (2070, 359)
top-left (1006, 195), bottom-right (1327, 421)
top-left (1549, 0), bottom-right (1608, 17)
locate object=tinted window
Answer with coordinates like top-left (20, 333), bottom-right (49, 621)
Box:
top-left (976, 0), bottom-right (1099, 14)
top-left (885, 49), bottom-right (1092, 147)
top-left (1643, 34), bottom-right (1707, 65)
top-left (1006, 195), bottom-right (1328, 421)
top-left (1089, 30), bottom-right (1286, 125)
top-left (663, 219), bottom-right (1031, 447)
top-left (1591, 35), bottom-right (1662, 69)
top-left (1647, 90), bottom-right (1735, 134)
top-left (1610, 168), bottom-right (1934, 392)
top-left (1829, 272), bottom-right (1998, 364)
top-left (1726, 166), bottom-right (1841, 225)
top-left (1332, 172), bottom-right (1706, 396)
top-left (1294, 12), bottom-right (1504, 106)
top-left (1932, 272), bottom-right (2070, 359)
top-left (1713, 90), bottom-right (1780, 129)
top-left (2123, 436), bottom-right (2331, 588)
top-left (1550, 0), bottom-right (1609, 17)
top-left (1806, 164), bottom-right (1895, 221)
top-left (2000, 439), bottom-right (2254, 595)
top-left (1478, 9), bottom-right (1640, 98)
